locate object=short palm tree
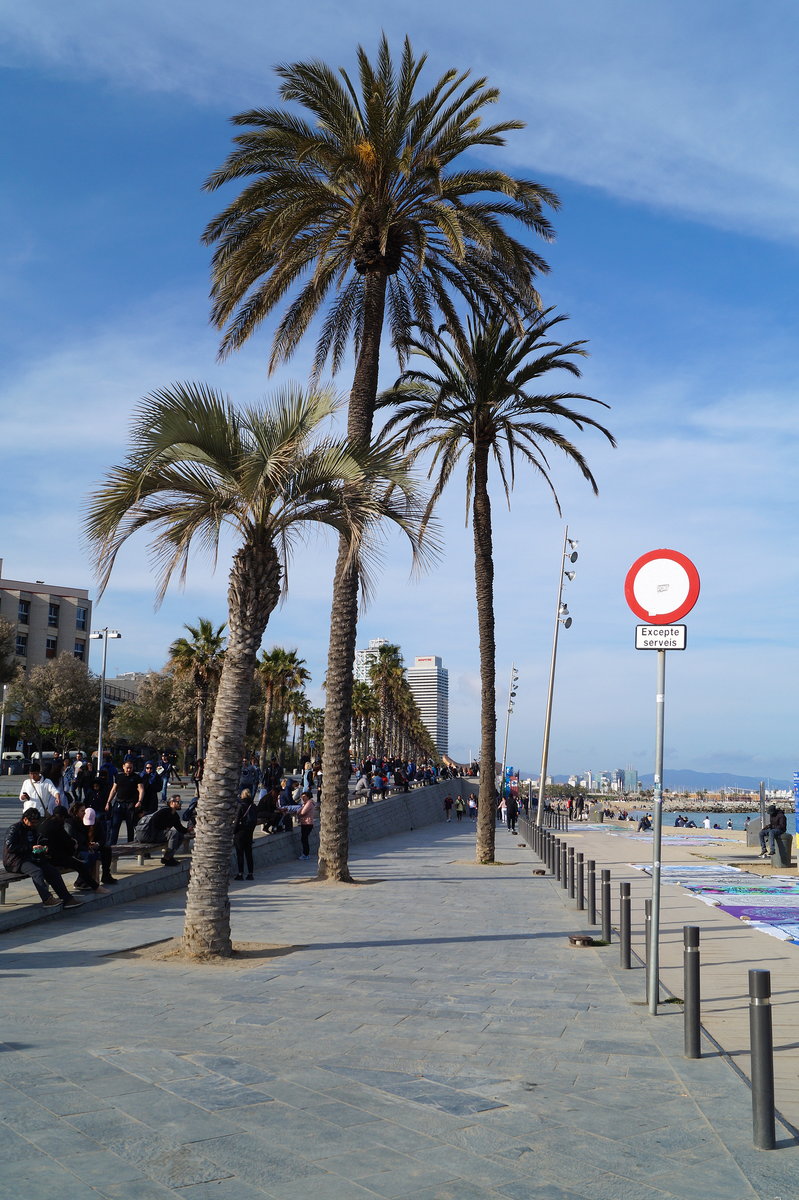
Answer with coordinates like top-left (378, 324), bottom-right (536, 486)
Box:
top-left (168, 618), bottom-right (226, 760)
top-left (378, 308), bottom-right (616, 863)
top-left (85, 381), bottom-right (427, 956)
top-left (202, 35), bottom-right (558, 882)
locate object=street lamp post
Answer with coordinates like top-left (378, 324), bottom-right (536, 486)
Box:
top-left (0, 683), bottom-right (8, 769)
top-left (535, 526), bottom-right (577, 825)
top-left (90, 628), bottom-right (121, 767)
top-left (498, 664), bottom-right (519, 809)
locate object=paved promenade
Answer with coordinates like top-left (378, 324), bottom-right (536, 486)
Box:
top-left (2, 816), bottom-right (798, 1199)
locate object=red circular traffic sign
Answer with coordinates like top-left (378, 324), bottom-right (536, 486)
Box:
top-left (624, 549), bottom-right (700, 624)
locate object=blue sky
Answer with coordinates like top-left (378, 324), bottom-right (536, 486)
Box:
top-left (1, 2), bottom-right (798, 779)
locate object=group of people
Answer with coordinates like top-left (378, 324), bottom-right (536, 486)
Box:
top-left (352, 757), bottom-right (444, 801)
top-left (3, 755), bottom-right (195, 909)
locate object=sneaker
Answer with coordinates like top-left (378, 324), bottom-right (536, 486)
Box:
top-left (161, 857), bottom-right (177, 867)
top-left (42, 896), bottom-right (62, 908)
top-left (234, 874), bottom-right (243, 881)
top-left (246, 874), bottom-right (254, 880)
top-left (101, 877), bottom-right (118, 885)
top-left (62, 896), bottom-right (82, 908)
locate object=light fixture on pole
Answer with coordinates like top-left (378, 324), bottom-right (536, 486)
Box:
top-left (90, 628), bottom-right (121, 767)
top-left (535, 527), bottom-right (577, 825)
top-left (498, 664), bottom-right (519, 811)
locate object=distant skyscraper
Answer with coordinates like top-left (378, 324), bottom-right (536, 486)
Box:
top-left (406, 655), bottom-right (449, 756)
top-left (354, 637), bottom-right (390, 683)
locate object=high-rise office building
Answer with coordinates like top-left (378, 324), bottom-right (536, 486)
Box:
top-left (406, 655), bottom-right (449, 756)
top-left (354, 637), bottom-right (390, 683)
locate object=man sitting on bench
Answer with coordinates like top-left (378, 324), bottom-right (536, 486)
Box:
top-left (3, 803), bottom-right (81, 908)
top-left (134, 795), bottom-right (194, 866)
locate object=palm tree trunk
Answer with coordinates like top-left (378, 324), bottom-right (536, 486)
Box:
top-left (196, 686), bottom-right (207, 760)
top-left (259, 688), bottom-right (274, 765)
top-left (182, 540), bottom-right (280, 956)
top-left (318, 269), bottom-right (387, 881)
top-left (472, 443), bottom-right (497, 864)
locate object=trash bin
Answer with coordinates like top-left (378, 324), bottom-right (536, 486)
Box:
top-left (771, 833), bottom-right (793, 869)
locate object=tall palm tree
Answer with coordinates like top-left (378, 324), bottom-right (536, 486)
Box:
top-left (202, 35), bottom-right (557, 882)
top-left (350, 681), bottom-right (377, 763)
top-left (257, 647), bottom-right (309, 764)
top-left (368, 643), bottom-right (404, 759)
top-left (85, 382), bottom-right (426, 956)
top-left (168, 618), bottom-right (226, 760)
top-left (378, 309), bottom-right (616, 863)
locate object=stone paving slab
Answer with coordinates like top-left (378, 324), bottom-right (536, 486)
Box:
top-left (0, 819), bottom-right (797, 1198)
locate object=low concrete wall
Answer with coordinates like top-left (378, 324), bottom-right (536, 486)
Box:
top-left (253, 776), bottom-right (479, 870)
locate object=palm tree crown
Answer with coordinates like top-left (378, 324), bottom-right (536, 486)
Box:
top-left (202, 34), bottom-right (558, 372)
top-left (379, 308), bottom-right (615, 519)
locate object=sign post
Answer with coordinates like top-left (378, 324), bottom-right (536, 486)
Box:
top-left (625, 549), bottom-right (700, 1016)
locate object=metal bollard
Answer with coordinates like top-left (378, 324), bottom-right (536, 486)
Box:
top-left (560, 843), bottom-right (568, 890)
top-left (620, 882), bottom-right (631, 969)
top-left (749, 969), bottom-right (776, 1150)
top-left (587, 860), bottom-right (596, 924)
top-left (644, 899), bottom-right (652, 999)
top-left (683, 926), bottom-right (701, 1059)
top-left (576, 852), bottom-right (584, 910)
top-left (554, 837), bottom-right (561, 880)
top-left (601, 869), bottom-right (611, 942)
top-left (568, 847), bottom-right (575, 898)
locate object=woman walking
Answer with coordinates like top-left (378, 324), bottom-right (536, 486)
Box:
top-left (233, 789), bottom-right (257, 880)
top-left (298, 792), bottom-right (315, 861)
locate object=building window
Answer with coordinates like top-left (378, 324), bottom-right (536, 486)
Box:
top-left (74, 640), bottom-right (85, 661)
top-left (76, 606), bottom-right (88, 631)
top-left (18, 599), bottom-right (30, 625)
top-left (48, 603), bottom-right (60, 628)
top-left (16, 634), bottom-right (27, 657)
top-left (46, 637), bottom-right (58, 659)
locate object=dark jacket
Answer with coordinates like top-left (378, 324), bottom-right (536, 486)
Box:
top-left (3, 819), bottom-right (38, 872)
top-left (150, 806), bottom-right (189, 838)
top-left (234, 797), bottom-right (258, 840)
top-left (767, 810), bottom-right (788, 836)
top-left (37, 816), bottom-right (79, 866)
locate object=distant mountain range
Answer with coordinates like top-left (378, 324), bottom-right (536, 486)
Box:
top-left (549, 768), bottom-right (792, 792)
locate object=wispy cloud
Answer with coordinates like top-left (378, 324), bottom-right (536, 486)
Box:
top-left (4, 2), bottom-right (799, 242)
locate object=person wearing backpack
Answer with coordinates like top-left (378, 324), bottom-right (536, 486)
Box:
top-left (134, 795), bottom-right (193, 866)
top-left (233, 789), bottom-right (258, 880)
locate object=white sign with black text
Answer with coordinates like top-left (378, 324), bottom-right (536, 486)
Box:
top-left (635, 624), bottom-right (686, 650)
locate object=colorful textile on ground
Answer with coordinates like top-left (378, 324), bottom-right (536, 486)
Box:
top-left (633, 863), bottom-right (799, 945)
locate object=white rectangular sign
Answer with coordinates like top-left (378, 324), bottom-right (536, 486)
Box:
top-left (635, 624), bottom-right (686, 650)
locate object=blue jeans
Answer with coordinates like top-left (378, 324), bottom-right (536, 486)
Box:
top-left (760, 828), bottom-right (778, 854)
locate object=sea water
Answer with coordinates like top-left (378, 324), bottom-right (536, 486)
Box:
top-left (629, 811), bottom-right (769, 832)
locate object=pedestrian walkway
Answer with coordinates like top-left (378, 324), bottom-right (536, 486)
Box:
top-left (1, 820), bottom-right (797, 1199)
top-left (552, 818), bottom-right (799, 1134)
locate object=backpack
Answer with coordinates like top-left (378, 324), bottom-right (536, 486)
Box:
top-left (134, 810), bottom-right (159, 842)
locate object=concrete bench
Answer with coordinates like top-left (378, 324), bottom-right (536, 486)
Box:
top-left (111, 837), bottom-right (195, 869)
top-left (0, 863), bottom-right (73, 904)
top-left (771, 833), bottom-right (793, 869)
